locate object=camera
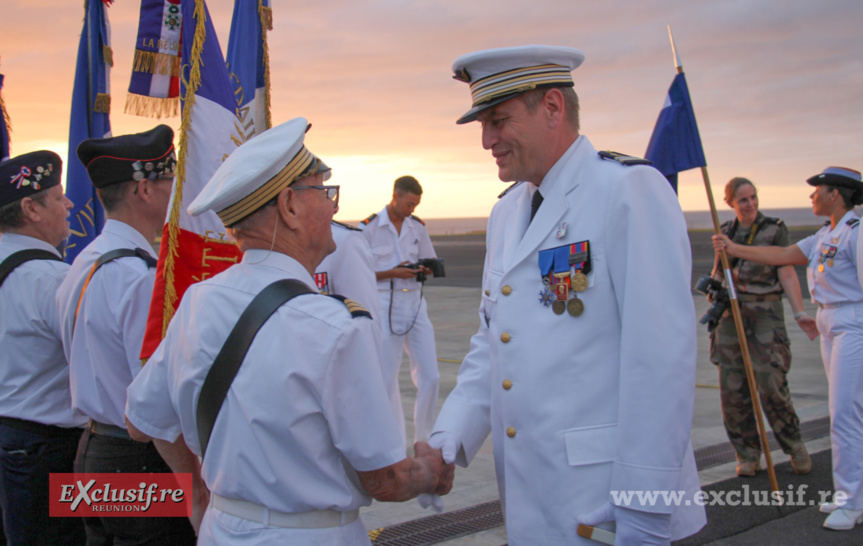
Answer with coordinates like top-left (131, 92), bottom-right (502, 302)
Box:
top-left (404, 258), bottom-right (446, 283)
top-left (694, 274), bottom-right (730, 332)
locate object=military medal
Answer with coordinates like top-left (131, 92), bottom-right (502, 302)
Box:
top-left (538, 287), bottom-right (554, 307)
top-left (556, 222), bottom-right (567, 239)
top-left (828, 258), bottom-right (835, 267)
top-left (818, 264), bottom-right (825, 272)
top-left (552, 300), bottom-right (566, 315)
top-left (571, 269), bottom-right (588, 292)
top-left (567, 296), bottom-right (584, 317)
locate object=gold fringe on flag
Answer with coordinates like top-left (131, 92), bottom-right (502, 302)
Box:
top-left (259, 1), bottom-right (272, 130)
top-left (132, 49), bottom-right (182, 77)
top-left (102, 45), bottom-right (114, 67)
top-left (161, 0), bottom-right (207, 334)
top-left (93, 93), bottom-right (111, 113)
top-left (123, 93), bottom-right (180, 119)
top-left (0, 93), bottom-right (11, 138)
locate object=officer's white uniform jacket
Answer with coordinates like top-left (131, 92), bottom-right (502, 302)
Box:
top-left (0, 234), bottom-right (86, 428)
top-left (316, 221), bottom-right (382, 323)
top-left (56, 220), bottom-right (157, 428)
top-left (126, 250), bottom-right (405, 544)
top-left (434, 136), bottom-right (706, 544)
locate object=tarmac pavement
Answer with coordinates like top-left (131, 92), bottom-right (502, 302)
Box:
top-left (359, 230), bottom-right (858, 545)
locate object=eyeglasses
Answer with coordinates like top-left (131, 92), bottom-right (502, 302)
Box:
top-left (292, 185), bottom-right (340, 208)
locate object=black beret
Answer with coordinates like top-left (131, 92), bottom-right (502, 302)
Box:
top-left (0, 150), bottom-right (62, 208)
top-left (76, 125), bottom-right (176, 188)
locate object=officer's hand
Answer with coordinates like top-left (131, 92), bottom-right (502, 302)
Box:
top-left (391, 263), bottom-right (420, 279)
top-left (577, 502), bottom-right (672, 546)
top-left (712, 234), bottom-right (735, 255)
top-left (414, 441), bottom-right (455, 495)
top-left (797, 314), bottom-right (819, 340)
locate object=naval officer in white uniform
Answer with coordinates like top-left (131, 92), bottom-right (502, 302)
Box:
top-left (430, 45), bottom-right (706, 545)
top-left (125, 118), bottom-right (453, 545)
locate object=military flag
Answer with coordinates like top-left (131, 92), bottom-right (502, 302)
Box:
top-left (140, 0), bottom-right (245, 360)
top-left (0, 68), bottom-right (10, 161)
top-left (226, 0), bottom-right (272, 137)
top-left (64, 0), bottom-right (113, 262)
top-left (125, 0), bottom-right (182, 118)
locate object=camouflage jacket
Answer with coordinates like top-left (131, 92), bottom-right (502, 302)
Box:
top-left (715, 212), bottom-right (789, 296)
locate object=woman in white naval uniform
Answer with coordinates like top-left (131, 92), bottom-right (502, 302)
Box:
top-left (714, 166), bottom-right (863, 531)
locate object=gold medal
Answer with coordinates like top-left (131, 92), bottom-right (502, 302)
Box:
top-left (552, 300), bottom-right (566, 315)
top-left (571, 270), bottom-right (588, 292)
top-left (818, 263), bottom-right (825, 273)
top-left (828, 258), bottom-right (834, 267)
top-left (567, 296), bottom-right (584, 317)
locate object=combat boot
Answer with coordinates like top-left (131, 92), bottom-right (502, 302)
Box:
top-left (790, 443), bottom-right (812, 475)
top-left (736, 458), bottom-right (760, 477)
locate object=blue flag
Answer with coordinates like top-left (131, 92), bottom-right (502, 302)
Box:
top-left (644, 72), bottom-right (706, 193)
top-left (0, 72), bottom-right (10, 161)
top-left (226, 0), bottom-right (272, 139)
top-left (65, 0), bottom-right (112, 262)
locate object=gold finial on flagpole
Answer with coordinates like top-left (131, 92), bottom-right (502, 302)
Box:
top-left (667, 25), bottom-right (683, 74)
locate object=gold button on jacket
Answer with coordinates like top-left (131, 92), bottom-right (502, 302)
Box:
top-left (500, 332), bottom-right (511, 343)
top-left (502, 379), bottom-right (512, 390)
top-left (506, 427), bottom-right (516, 438)
top-left (501, 285), bottom-right (512, 295)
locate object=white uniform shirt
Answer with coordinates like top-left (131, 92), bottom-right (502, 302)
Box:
top-left (358, 207), bottom-right (437, 292)
top-left (315, 221), bottom-right (382, 323)
top-left (126, 250), bottom-right (405, 515)
top-left (0, 234), bottom-right (86, 428)
top-left (56, 220), bottom-right (157, 428)
top-left (797, 210), bottom-right (863, 305)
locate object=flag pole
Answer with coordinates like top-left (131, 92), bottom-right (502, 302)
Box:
top-left (667, 25), bottom-right (780, 498)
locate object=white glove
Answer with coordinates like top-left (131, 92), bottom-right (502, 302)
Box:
top-left (577, 502), bottom-right (671, 546)
top-left (428, 431), bottom-right (459, 464)
top-left (417, 493), bottom-right (444, 512)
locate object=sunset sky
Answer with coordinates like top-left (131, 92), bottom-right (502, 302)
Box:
top-left (2, 0), bottom-right (861, 222)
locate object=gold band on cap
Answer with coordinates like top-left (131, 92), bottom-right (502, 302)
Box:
top-left (217, 147), bottom-right (315, 226)
top-left (469, 64), bottom-right (573, 107)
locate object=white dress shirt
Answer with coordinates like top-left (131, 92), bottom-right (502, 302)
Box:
top-left (0, 234), bottom-right (86, 428)
top-left (56, 219), bottom-right (157, 428)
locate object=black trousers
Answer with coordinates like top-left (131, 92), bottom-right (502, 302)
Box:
top-left (0, 421), bottom-right (85, 545)
top-left (75, 430), bottom-right (196, 546)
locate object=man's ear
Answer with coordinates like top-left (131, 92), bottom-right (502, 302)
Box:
top-left (543, 88), bottom-right (565, 126)
top-left (18, 197), bottom-right (40, 223)
top-left (277, 186), bottom-right (301, 229)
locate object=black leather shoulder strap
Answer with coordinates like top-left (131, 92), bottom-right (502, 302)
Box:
top-left (0, 249), bottom-right (63, 288)
top-left (196, 279), bottom-right (316, 459)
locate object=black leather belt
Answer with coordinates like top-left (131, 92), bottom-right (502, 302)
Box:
top-left (0, 416), bottom-right (84, 438)
top-left (89, 420), bottom-right (132, 440)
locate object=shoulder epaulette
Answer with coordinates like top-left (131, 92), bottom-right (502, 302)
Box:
top-left (410, 214), bottom-right (425, 225)
top-left (761, 217), bottom-right (782, 226)
top-left (598, 150), bottom-right (653, 166)
top-left (498, 181), bottom-right (523, 199)
top-left (331, 220), bottom-right (362, 232)
top-left (823, 220), bottom-right (832, 227)
top-left (847, 218), bottom-right (860, 227)
top-left (327, 294), bottom-right (372, 319)
top-left (360, 213), bottom-right (377, 226)
top-left (720, 219), bottom-right (734, 230)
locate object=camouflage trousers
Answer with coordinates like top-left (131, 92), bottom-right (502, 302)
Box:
top-left (709, 299), bottom-right (803, 462)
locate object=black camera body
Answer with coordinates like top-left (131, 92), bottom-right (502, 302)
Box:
top-left (404, 258), bottom-right (446, 283)
top-left (695, 274), bottom-right (730, 332)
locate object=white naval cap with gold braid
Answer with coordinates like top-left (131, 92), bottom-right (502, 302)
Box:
top-left (452, 45), bottom-right (585, 125)
top-left (188, 117), bottom-right (331, 226)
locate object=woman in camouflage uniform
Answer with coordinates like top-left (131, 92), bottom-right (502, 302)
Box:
top-left (709, 177), bottom-right (817, 478)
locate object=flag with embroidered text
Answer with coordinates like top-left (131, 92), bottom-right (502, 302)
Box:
top-left (226, 0), bottom-right (272, 137)
top-left (64, 0), bottom-right (113, 262)
top-left (141, 0), bottom-right (244, 360)
top-left (125, 0), bottom-right (182, 118)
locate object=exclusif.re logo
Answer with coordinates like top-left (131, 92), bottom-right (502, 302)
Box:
top-left (50, 473), bottom-right (193, 518)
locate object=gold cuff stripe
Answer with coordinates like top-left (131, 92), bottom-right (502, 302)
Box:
top-left (217, 147), bottom-right (314, 225)
top-left (470, 64), bottom-right (573, 106)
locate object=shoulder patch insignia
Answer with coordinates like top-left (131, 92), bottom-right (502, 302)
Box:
top-left (823, 220), bottom-right (832, 227)
top-left (327, 294), bottom-right (372, 319)
top-left (598, 150), bottom-right (653, 166)
top-left (762, 217), bottom-right (782, 226)
top-left (498, 181), bottom-right (524, 199)
top-left (410, 214), bottom-right (425, 225)
top-left (847, 218), bottom-right (860, 228)
top-left (360, 213), bottom-right (377, 226)
top-left (331, 220), bottom-right (362, 232)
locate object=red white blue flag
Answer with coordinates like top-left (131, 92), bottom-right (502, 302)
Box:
top-left (125, 0), bottom-right (182, 118)
top-left (141, 0), bottom-right (245, 359)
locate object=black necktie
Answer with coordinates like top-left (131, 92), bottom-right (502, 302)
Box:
top-left (529, 190), bottom-right (543, 223)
